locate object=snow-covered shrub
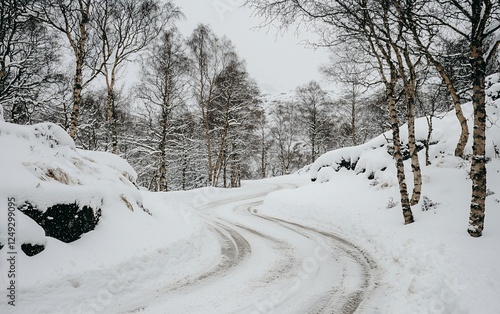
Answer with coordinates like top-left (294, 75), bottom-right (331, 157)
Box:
top-left (486, 73), bottom-right (500, 100)
top-left (387, 197), bottom-right (398, 209)
top-left (421, 196), bottom-right (440, 212)
top-left (369, 174), bottom-right (396, 190)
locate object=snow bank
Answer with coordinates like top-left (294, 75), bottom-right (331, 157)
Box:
top-left (0, 121), bottom-right (220, 313)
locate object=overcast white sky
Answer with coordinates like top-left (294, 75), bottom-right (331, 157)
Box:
top-left (172, 0), bottom-right (332, 94)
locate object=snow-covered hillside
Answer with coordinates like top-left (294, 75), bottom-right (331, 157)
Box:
top-left (259, 89), bottom-right (338, 113)
top-left (308, 73), bottom-right (500, 183)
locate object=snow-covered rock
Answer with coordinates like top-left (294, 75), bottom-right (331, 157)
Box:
top-left (0, 121), bottom-right (144, 248)
top-left (487, 72), bottom-right (500, 100)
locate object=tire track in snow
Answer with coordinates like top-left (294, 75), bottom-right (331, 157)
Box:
top-left (205, 189), bottom-right (380, 313)
top-left (256, 215), bottom-right (378, 314)
top-left (161, 222), bottom-right (251, 292)
top-left (131, 183), bottom-right (379, 313)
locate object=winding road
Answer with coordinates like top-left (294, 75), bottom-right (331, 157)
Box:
top-left (139, 183), bottom-right (379, 314)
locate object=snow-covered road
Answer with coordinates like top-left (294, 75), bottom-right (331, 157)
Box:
top-left (125, 183), bottom-right (379, 314)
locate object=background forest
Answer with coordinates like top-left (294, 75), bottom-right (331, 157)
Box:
top-left (2, 0), bottom-right (499, 236)
top-left (0, 0), bottom-right (392, 191)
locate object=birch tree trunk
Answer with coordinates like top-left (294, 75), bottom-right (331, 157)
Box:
top-left (394, 46), bottom-right (422, 206)
top-left (407, 91), bottom-right (422, 206)
top-left (32, 0), bottom-right (101, 141)
top-left (68, 1), bottom-right (91, 140)
top-left (468, 42), bottom-right (487, 237)
top-left (158, 107), bottom-right (168, 192)
top-left (387, 69), bottom-right (414, 225)
top-left (405, 7), bottom-right (469, 158)
top-left (69, 57), bottom-right (85, 139)
top-left (425, 116), bottom-right (433, 166)
top-left (467, 0), bottom-right (489, 237)
top-left (373, 3), bottom-right (415, 224)
top-left (105, 71), bottom-right (118, 153)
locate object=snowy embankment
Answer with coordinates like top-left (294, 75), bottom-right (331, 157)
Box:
top-left (258, 75), bottom-right (500, 313)
top-left (0, 120), bottom-right (219, 313)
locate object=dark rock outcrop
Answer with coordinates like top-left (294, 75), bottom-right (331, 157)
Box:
top-left (21, 243), bottom-right (45, 257)
top-left (19, 202), bottom-right (101, 243)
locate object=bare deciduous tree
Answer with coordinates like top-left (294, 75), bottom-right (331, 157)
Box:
top-left (246, 0), bottom-right (416, 224)
top-left (31, 0), bottom-right (104, 139)
top-left (1, 0), bottom-right (60, 124)
top-left (295, 81), bottom-right (333, 163)
top-left (212, 58), bottom-right (261, 187)
top-left (95, 0), bottom-right (181, 153)
top-left (322, 52), bottom-right (372, 147)
top-left (270, 101), bottom-right (303, 176)
top-left (137, 28), bottom-right (190, 191)
top-left (187, 24), bottom-right (237, 186)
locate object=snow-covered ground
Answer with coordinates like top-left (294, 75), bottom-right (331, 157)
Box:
top-left (260, 168), bottom-right (500, 313)
top-left (1, 77), bottom-right (500, 313)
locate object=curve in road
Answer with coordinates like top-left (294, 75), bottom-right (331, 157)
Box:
top-left (132, 183), bottom-right (380, 314)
